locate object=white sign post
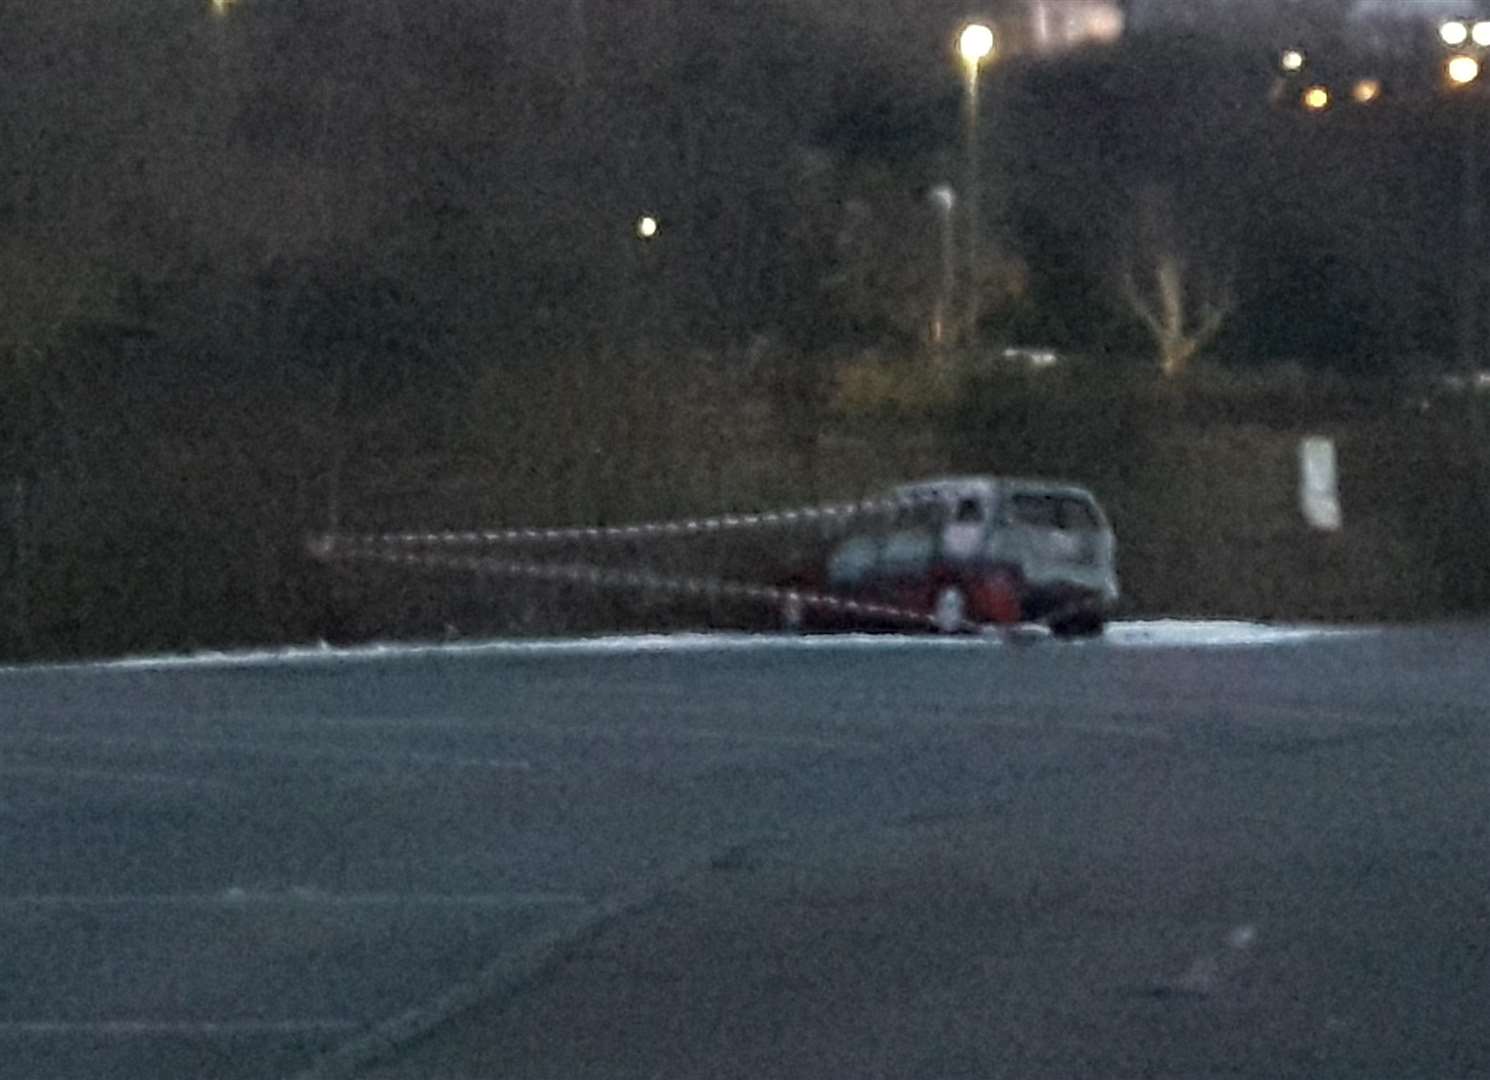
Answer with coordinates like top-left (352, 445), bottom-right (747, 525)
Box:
top-left (1300, 436), bottom-right (1342, 531)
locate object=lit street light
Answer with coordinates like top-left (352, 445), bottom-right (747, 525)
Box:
top-left (957, 21), bottom-right (995, 345)
top-left (1437, 20), bottom-right (1489, 492)
top-left (959, 23), bottom-right (995, 70)
top-left (1302, 85), bottom-right (1331, 111)
top-left (1442, 19), bottom-right (1470, 46)
top-left (635, 214), bottom-right (659, 240)
top-left (1448, 53), bottom-right (1482, 85)
top-left (1352, 78), bottom-right (1382, 104)
top-left (1280, 48), bottom-right (1305, 73)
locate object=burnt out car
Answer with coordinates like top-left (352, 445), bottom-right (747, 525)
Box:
top-left (781, 476), bottom-right (1120, 636)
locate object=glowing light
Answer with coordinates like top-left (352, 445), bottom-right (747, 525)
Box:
top-left (1085, 8), bottom-right (1124, 44)
top-left (1448, 54), bottom-right (1481, 85)
top-left (1352, 78), bottom-right (1381, 104)
top-left (929, 184), bottom-right (956, 211)
top-left (210, 0), bottom-right (239, 13)
top-left (1474, 21), bottom-right (1490, 47)
top-left (1280, 49), bottom-right (1305, 73)
top-left (958, 23), bottom-right (995, 65)
top-left (1441, 20), bottom-right (1469, 46)
top-left (1301, 85), bottom-right (1330, 111)
top-left (635, 215), bottom-right (659, 240)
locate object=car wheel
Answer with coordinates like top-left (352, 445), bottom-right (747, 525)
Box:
top-left (1051, 611), bottom-right (1105, 638)
top-left (931, 585), bottom-right (968, 634)
top-left (982, 568), bottom-right (1023, 625)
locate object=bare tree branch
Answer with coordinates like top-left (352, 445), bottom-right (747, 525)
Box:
top-left (1115, 186), bottom-right (1233, 378)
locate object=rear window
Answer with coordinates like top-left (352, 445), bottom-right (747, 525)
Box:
top-left (953, 496), bottom-right (984, 523)
top-left (893, 500), bottom-right (942, 529)
top-left (1010, 493), bottom-right (1059, 528)
top-left (1058, 496), bottom-right (1102, 531)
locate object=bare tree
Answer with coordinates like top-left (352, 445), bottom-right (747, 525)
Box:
top-left (1117, 186), bottom-right (1234, 378)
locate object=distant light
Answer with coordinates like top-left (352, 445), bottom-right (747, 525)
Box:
top-left (1301, 85), bottom-right (1330, 111)
top-left (929, 184), bottom-right (956, 211)
top-left (1474, 21), bottom-right (1490, 47)
top-left (1441, 20), bottom-right (1470, 46)
top-left (635, 215), bottom-right (659, 240)
top-left (1352, 78), bottom-right (1382, 104)
top-left (958, 22), bottom-right (996, 65)
top-left (1280, 49), bottom-right (1305, 73)
top-left (1085, 8), bottom-right (1124, 44)
top-left (210, 0), bottom-right (238, 13)
top-left (1001, 347), bottom-right (1059, 368)
top-left (1448, 54), bottom-right (1481, 86)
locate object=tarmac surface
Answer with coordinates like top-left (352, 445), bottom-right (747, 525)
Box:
top-left (1, 622), bottom-right (1487, 1079)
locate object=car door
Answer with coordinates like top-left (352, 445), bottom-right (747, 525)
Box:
top-left (1004, 490), bottom-right (1064, 588)
top-left (874, 499), bottom-right (940, 605)
top-left (1054, 492), bottom-right (1117, 598)
top-left (1052, 493), bottom-right (1104, 587)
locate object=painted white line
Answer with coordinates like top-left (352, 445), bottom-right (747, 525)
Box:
top-left (0, 891), bottom-right (586, 910)
top-left (0, 1020), bottom-right (359, 1038)
top-left (0, 732), bottom-right (532, 773)
top-left (0, 765), bottom-right (228, 789)
top-left (968, 715), bottom-right (1173, 743)
top-left (238, 714), bottom-right (884, 754)
top-left (1057, 718), bottom-right (1174, 742)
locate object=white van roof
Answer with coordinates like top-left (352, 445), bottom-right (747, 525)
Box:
top-left (888, 475), bottom-right (1098, 502)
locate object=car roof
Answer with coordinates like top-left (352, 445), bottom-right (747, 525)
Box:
top-left (888, 475), bottom-right (1098, 501)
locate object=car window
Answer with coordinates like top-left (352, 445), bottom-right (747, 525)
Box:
top-left (1010, 493), bottom-right (1059, 528)
top-left (1058, 496), bottom-right (1102, 531)
top-left (954, 496), bottom-right (984, 524)
top-left (889, 493), bottom-right (941, 527)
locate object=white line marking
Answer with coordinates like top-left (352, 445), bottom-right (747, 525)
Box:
top-left (967, 715), bottom-right (1173, 743)
top-left (204, 712), bottom-right (880, 753)
top-left (0, 891), bottom-right (586, 910)
top-left (0, 732), bottom-right (532, 773)
top-left (0, 765), bottom-right (228, 789)
top-left (0, 1020), bottom-right (359, 1037)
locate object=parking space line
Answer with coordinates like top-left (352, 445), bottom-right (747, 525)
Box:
top-left (0, 765), bottom-right (229, 789)
top-left (0, 1020), bottom-right (360, 1037)
top-left (0, 732), bottom-right (533, 773)
top-left (0, 891), bottom-right (587, 910)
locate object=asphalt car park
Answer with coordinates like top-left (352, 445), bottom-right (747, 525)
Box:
top-left (3, 622), bottom-right (1487, 1079)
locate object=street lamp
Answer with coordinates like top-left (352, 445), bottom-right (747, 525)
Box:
top-left (1437, 22), bottom-right (1489, 494)
top-left (1301, 85), bottom-right (1331, 111)
top-left (959, 22), bottom-right (995, 70)
top-left (635, 214), bottom-right (660, 240)
top-left (957, 21), bottom-right (996, 345)
top-left (1280, 48), bottom-right (1305, 73)
top-left (1448, 53), bottom-right (1482, 85)
top-left (928, 184), bottom-right (956, 347)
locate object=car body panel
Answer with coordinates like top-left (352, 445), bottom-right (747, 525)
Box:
top-left (811, 476), bottom-right (1119, 630)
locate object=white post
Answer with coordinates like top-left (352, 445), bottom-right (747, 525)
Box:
top-left (1299, 436), bottom-right (1342, 532)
